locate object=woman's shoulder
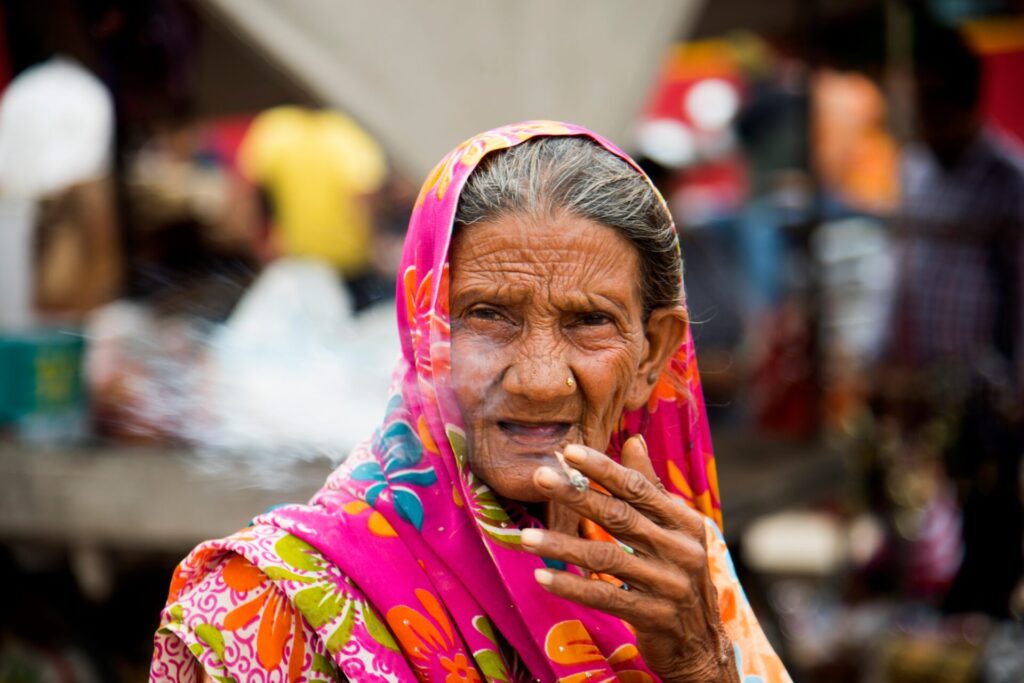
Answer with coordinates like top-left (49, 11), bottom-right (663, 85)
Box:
top-left (164, 521), bottom-right (291, 602)
top-left (153, 523), bottom-right (350, 682)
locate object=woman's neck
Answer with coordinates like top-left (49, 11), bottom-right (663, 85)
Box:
top-left (544, 502), bottom-right (581, 536)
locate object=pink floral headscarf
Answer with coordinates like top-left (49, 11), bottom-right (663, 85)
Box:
top-left (153, 121), bottom-right (722, 683)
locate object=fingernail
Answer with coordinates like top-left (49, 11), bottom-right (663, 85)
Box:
top-left (534, 568), bottom-right (554, 586)
top-left (636, 433), bottom-right (648, 452)
top-left (520, 528), bottom-right (544, 547)
top-left (536, 466), bottom-right (561, 488)
top-left (563, 445), bottom-right (586, 464)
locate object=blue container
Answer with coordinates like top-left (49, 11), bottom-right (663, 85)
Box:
top-left (0, 329), bottom-right (87, 444)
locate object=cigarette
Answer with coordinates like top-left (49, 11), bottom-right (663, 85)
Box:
top-left (554, 450), bottom-right (589, 492)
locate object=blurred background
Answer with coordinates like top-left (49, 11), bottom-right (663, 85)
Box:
top-left (0, 0), bottom-right (1023, 681)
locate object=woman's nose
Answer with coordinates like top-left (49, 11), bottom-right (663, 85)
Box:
top-left (501, 349), bottom-right (575, 402)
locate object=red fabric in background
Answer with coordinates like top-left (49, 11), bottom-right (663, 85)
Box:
top-left (201, 115), bottom-right (254, 174)
top-left (0, 5), bottom-right (12, 95)
top-left (981, 49), bottom-right (1024, 144)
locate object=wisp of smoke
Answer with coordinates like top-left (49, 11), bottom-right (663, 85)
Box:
top-left (86, 259), bottom-right (400, 489)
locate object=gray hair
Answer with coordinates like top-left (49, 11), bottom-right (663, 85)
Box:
top-left (453, 136), bottom-right (681, 317)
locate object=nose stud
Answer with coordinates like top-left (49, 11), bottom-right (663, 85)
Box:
top-left (566, 376), bottom-right (576, 390)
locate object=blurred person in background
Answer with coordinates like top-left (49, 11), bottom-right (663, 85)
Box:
top-left (875, 17), bottom-right (1024, 618)
top-left (238, 106), bottom-right (391, 312)
top-left (887, 21), bottom-right (1024, 403)
top-left (0, 57), bottom-right (121, 325)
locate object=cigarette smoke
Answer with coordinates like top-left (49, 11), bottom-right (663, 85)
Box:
top-left (85, 259), bottom-right (400, 488)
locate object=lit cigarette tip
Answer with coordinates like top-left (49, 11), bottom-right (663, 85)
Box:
top-left (554, 450), bottom-right (589, 492)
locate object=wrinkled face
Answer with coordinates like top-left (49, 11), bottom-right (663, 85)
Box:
top-left (449, 211), bottom-right (661, 502)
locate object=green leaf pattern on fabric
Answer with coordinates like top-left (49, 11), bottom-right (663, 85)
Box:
top-left (465, 473), bottom-right (520, 548)
top-left (295, 583), bottom-right (350, 629)
top-left (364, 602), bottom-right (400, 651)
top-left (275, 535), bottom-right (325, 572)
top-left (195, 623), bottom-right (226, 660)
top-left (325, 601), bottom-right (357, 654)
top-left (473, 615), bottom-right (497, 644)
top-left (312, 653), bottom-right (343, 682)
top-left (263, 565), bottom-right (313, 583)
top-left (473, 649), bottom-right (510, 682)
top-left (446, 424), bottom-right (467, 467)
top-left (270, 533), bottom-right (379, 656)
top-left (471, 615), bottom-right (510, 681)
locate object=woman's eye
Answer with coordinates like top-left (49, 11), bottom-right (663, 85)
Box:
top-left (577, 312), bottom-right (613, 327)
top-left (468, 307), bottom-right (504, 322)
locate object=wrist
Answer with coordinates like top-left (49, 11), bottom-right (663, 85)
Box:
top-left (657, 635), bottom-right (737, 683)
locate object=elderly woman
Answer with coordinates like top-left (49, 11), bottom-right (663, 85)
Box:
top-left (151, 122), bottom-right (790, 683)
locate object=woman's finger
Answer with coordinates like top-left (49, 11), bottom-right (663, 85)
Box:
top-left (620, 434), bottom-right (659, 487)
top-left (533, 567), bottom-right (679, 631)
top-left (562, 443), bottom-right (704, 538)
top-left (520, 528), bottom-right (689, 598)
top-left (534, 465), bottom-right (663, 555)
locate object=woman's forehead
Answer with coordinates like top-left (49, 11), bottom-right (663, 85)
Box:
top-left (449, 212), bottom-right (636, 265)
top-left (448, 213), bottom-right (642, 307)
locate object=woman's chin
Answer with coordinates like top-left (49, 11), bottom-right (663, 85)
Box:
top-left (469, 451), bottom-right (562, 503)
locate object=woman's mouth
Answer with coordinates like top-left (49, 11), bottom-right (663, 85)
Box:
top-left (497, 420), bottom-right (571, 446)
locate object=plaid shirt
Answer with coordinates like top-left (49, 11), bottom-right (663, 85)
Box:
top-left (885, 131), bottom-right (1024, 379)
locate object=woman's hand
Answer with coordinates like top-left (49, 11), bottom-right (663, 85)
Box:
top-left (523, 436), bottom-right (739, 683)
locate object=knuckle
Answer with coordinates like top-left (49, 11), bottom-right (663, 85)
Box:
top-left (588, 542), bottom-right (626, 573)
top-left (675, 507), bottom-right (706, 541)
top-left (653, 561), bottom-right (695, 605)
top-left (599, 498), bottom-right (634, 532)
top-left (674, 574), bottom-right (701, 609)
top-left (563, 485), bottom-right (589, 507)
top-left (662, 574), bottom-right (691, 601)
top-left (605, 583), bottom-right (635, 613)
top-left (648, 554), bottom-right (694, 597)
top-left (676, 571), bottom-right (694, 599)
top-left (621, 469), bottom-right (650, 500)
top-left (675, 538), bottom-right (708, 574)
top-left (693, 520), bottom-right (709, 548)
top-left (648, 599), bottom-right (678, 626)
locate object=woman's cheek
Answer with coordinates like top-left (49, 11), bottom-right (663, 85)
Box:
top-left (451, 332), bottom-right (500, 402)
top-left (577, 349), bottom-right (639, 443)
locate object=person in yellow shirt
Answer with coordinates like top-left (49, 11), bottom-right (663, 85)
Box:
top-left (239, 106), bottom-right (388, 310)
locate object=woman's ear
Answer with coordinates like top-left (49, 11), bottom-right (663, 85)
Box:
top-left (625, 305), bottom-right (688, 410)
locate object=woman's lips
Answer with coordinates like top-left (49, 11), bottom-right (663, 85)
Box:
top-left (497, 420), bottom-right (571, 446)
